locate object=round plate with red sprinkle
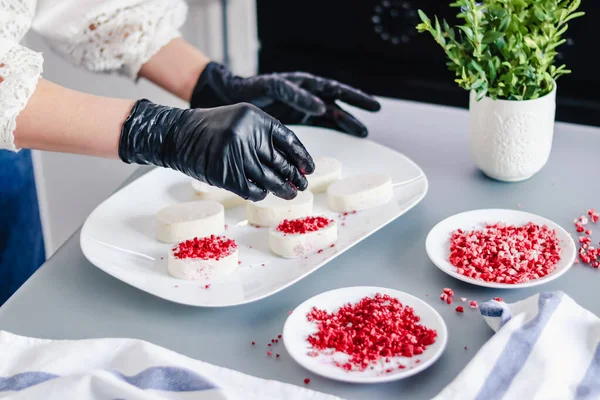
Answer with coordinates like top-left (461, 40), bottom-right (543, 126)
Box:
top-left (426, 209), bottom-right (576, 289)
top-left (282, 286), bottom-right (447, 383)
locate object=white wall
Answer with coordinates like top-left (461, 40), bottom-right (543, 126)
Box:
top-left (27, 0), bottom-right (258, 257)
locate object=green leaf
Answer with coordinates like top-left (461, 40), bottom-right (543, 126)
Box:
top-left (487, 59), bottom-right (497, 82)
top-left (472, 78), bottom-right (485, 90)
top-left (417, 9), bottom-right (430, 24)
top-left (562, 11), bottom-right (585, 24)
top-left (482, 31), bottom-right (504, 44)
top-left (534, 8), bottom-right (547, 22)
top-left (499, 15), bottom-right (511, 32)
top-left (569, 0), bottom-right (582, 13)
top-left (416, 23), bottom-right (429, 33)
top-left (524, 36), bottom-right (538, 49)
top-left (458, 25), bottom-right (474, 40)
top-left (555, 23), bottom-right (569, 37)
top-left (546, 39), bottom-right (566, 51)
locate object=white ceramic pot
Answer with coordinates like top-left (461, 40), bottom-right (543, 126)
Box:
top-left (469, 83), bottom-right (557, 182)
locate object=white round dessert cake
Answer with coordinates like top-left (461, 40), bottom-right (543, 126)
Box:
top-left (167, 235), bottom-right (238, 280)
top-left (191, 179), bottom-right (247, 208)
top-left (269, 216), bottom-right (338, 258)
top-left (155, 200), bottom-right (224, 243)
top-left (307, 156), bottom-right (342, 193)
top-left (246, 190), bottom-right (314, 227)
top-left (327, 173), bottom-right (393, 213)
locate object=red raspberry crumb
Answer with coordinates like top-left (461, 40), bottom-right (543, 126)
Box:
top-left (464, 346), bottom-right (468, 350)
top-left (204, 284), bottom-right (211, 289)
top-left (494, 297), bottom-right (504, 302)
top-left (276, 216), bottom-right (334, 235)
top-left (289, 310), bottom-right (293, 315)
top-left (449, 223), bottom-right (561, 284)
top-left (268, 344), bottom-right (271, 347)
top-left (173, 235), bottom-right (237, 260)
top-left (251, 341), bottom-right (255, 346)
top-left (469, 301), bottom-right (478, 308)
top-left (267, 351), bottom-right (272, 356)
top-left (440, 288), bottom-right (454, 304)
top-left (455, 306), bottom-right (464, 313)
top-left (306, 294), bottom-right (437, 370)
top-left (278, 335), bottom-right (282, 338)
top-left (587, 229), bottom-right (593, 235)
top-left (330, 243), bottom-right (335, 248)
top-left (304, 378), bottom-right (310, 385)
top-left (440, 293), bottom-right (453, 304)
top-left (398, 365), bottom-right (405, 369)
top-left (416, 360), bottom-right (421, 364)
top-left (589, 209), bottom-right (599, 223)
top-left (317, 249), bottom-right (323, 254)
top-left (276, 354), bottom-right (280, 358)
top-left (386, 369), bottom-right (392, 373)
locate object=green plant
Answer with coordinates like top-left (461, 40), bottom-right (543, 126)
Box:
top-left (416, 0), bottom-right (584, 101)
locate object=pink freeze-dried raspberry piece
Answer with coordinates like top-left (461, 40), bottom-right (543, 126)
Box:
top-left (449, 222), bottom-right (561, 284)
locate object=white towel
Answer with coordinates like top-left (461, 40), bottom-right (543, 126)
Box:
top-left (0, 331), bottom-right (341, 400)
top-left (435, 291), bottom-right (600, 400)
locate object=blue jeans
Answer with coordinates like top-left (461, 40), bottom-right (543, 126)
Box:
top-left (0, 149), bottom-right (45, 305)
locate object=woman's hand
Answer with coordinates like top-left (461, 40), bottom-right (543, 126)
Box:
top-left (119, 100), bottom-right (314, 201)
top-left (189, 62), bottom-right (381, 138)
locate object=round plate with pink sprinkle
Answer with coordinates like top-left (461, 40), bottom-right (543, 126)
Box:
top-left (282, 286), bottom-right (447, 383)
top-left (426, 209), bottom-right (577, 289)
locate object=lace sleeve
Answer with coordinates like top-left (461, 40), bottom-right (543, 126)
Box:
top-left (0, 0), bottom-right (43, 152)
top-left (32, 0), bottom-right (188, 79)
top-left (0, 42), bottom-right (43, 152)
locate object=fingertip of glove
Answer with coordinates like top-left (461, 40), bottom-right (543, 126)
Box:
top-left (295, 177), bottom-right (309, 191)
top-left (370, 100), bottom-right (382, 112)
top-left (313, 100), bottom-right (327, 116)
top-left (357, 127), bottom-right (369, 138)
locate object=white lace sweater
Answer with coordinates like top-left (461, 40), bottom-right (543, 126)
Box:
top-left (0, 0), bottom-right (188, 151)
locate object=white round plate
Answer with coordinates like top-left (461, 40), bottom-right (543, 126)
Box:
top-left (426, 209), bottom-right (577, 289)
top-left (282, 286), bottom-right (447, 384)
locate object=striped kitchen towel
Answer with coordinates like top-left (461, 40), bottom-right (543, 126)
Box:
top-left (0, 331), bottom-right (341, 400)
top-left (435, 291), bottom-right (600, 400)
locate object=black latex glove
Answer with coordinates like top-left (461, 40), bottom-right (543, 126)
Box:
top-left (119, 99), bottom-right (314, 201)
top-left (190, 62), bottom-right (381, 138)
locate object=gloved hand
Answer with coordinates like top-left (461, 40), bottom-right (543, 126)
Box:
top-left (119, 99), bottom-right (314, 201)
top-left (190, 62), bottom-right (381, 138)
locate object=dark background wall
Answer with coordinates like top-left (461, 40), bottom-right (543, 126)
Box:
top-left (257, 0), bottom-right (598, 127)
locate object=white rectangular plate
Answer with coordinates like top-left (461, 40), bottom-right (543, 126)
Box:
top-left (80, 126), bottom-right (428, 307)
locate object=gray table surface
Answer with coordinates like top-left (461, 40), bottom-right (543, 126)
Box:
top-left (2, 97), bottom-right (600, 399)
